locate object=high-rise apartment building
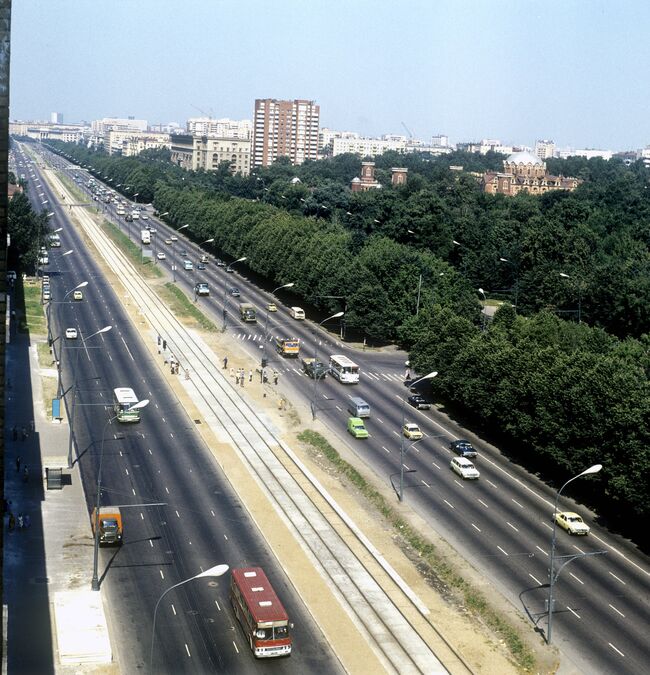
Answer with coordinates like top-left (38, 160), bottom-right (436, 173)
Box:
top-left (252, 99), bottom-right (320, 167)
top-left (534, 139), bottom-right (556, 160)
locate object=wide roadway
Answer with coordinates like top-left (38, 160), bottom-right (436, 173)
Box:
top-left (25, 151), bottom-right (343, 674)
top-left (45, 147), bottom-right (650, 674)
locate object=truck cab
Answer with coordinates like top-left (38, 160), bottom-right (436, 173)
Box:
top-left (92, 507), bottom-right (123, 545)
top-left (239, 303), bottom-right (257, 322)
top-left (301, 357), bottom-right (328, 379)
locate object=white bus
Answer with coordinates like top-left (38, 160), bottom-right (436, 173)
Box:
top-left (113, 387), bottom-right (141, 423)
top-left (329, 355), bottom-right (360, 384)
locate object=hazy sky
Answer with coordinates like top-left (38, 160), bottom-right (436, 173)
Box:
top-left (10, 1), bottom-right (650, 150)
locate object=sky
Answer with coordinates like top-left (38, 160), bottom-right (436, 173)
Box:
top-left (10, 0), bottom-right (650, 151)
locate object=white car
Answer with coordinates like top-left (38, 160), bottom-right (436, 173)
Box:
top-left (65, 327), bottom-right (78, 339)
top-left (450, 456), bottom-right (480, 480)
top-left (170, 235), bottom-right (178, 241)
top-left (157, 252), bottom-right (166, 260)
top-left (141, 214), bottom-right (149, 220)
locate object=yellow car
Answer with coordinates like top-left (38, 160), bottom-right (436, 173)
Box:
top-left (402, 423), bottom-right (423, 440)
top-left (267, 303), bottom-right (278, 312)
top-left (554, 511), bottom-right (590, 535)
top-left (73, 290), bottom-right (83, 301)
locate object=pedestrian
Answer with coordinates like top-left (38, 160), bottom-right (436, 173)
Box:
top-left (405, 369), bottom-right (411, 380)
top-left (23, 466), bottom-right (29, 483)
top-left (17, 514), bottom-right (23, 529)
top-left (235, 371), bottom-right (240, 385)
top-left (157, 334), bottom-right (161, 346)
top-left (16, 456), bottom-right (21, 472)
top-left (240, 372), bottom-right (244, 388)
top-left (8, 514), bottom-right (15, 531)
top-left (24, 514), bottom-right (31, 529)
top-left (273, 370), bottom-right (278, 386)
top-left (12, 426), bottom-right (17, 441)
top-left (162, 339), bottom-right (167, 351)
top-left (249, 369), bottom-right (253, 383)
top-left (230, 367), bottom-right (234, 379)
top-left (223, 356), bottom-right (228, 369)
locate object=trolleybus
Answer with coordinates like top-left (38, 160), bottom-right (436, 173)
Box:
top-left (329, 354), bottom-right (360, 384)
top-left (112, 387), bottom-right (142, 423)
top-left (230, 567), bottom-right (292, 658)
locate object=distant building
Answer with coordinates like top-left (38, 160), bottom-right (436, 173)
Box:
top-left (252, 99), bottom-right (320, 167)
top-left (170, 134), bottom-right (251, 175)
top-left (9, 121), bottom-right (85, 143)
top-left (557, 148), bottom-right (613, 161)
top-left (106, 130), bottom-right (171, 156)
top-left (50, 112), bottom-right (62, 124)
top-left (457, 139), bottom-right (516, 155)
top-left (332, 135), bottom-right (407, 157)
top-left (534, 139), bottom-right (556, 160)
top-left (391, 167), bottom-right (408, 186)
top-left (91, 117), bottom-right (148, 136)
top-left (186, 117), bottom-right (252, 139)
top-left (431, 134), bottom-right (449, 147)
top-left (350, 161), bottom-right (382, 192)
top-left (483, 151), bottom-right (580, 196)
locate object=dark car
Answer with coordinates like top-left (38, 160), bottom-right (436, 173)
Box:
top-left (408, 394), bottom-right (431, 410)
top-left (179, 249), bottom-right (188, 257)
top-left (230, 287), bottom-right (240, 297)
top-left (216, 259), bottom-right (226, 267)
top-left (197, 262), bottom-right (206, 270)
top-left (125, 213), bottom-right (133, 222)
top-left (449, 439), bottom-right (477, 458)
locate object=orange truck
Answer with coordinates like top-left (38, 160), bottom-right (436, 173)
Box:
top-left (92, 507), bottom-right (123, 545)
top-left (275, 337), bottom-right (300, 357)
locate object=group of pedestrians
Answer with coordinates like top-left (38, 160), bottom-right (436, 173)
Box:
top-left (6, 421), bottom-right (33, 533)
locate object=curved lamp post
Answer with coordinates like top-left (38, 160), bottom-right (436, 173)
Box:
top-left (222, 257), bottom-right (247, 330)
top-left (547, 463), bottom-right (602, 644)
top-left (56, 281), bottom-right (89, 397)
top-left (91, 399), bottom-right (150, 591)
top-left (171, 224), bottom-right (190, 282)
top-left (559, 271), bottom-right (583, 323)
top-left (397, 371), bottom-right (437, 501)
top-left (263, 283), bottom-right (295, 366)
top-left (150, 563), bottom-right (229, 673)
top-left (311, 311), bottom-right (344, 420)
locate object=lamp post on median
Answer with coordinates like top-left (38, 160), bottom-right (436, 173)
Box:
top-left (546, 464), bottom-right (603, 644)
top-left (559, 271), bottom-right (583, 323)
top-left (311, 311), bottom-right (344, 420)
top-left (150, 564), bottom-right (229, 673)
top-left (56, 281), bottom-right (89, 398)
top-left (222, 256), bottom-right (247, 330)
top-left (397, 371), bottom-right (438, 502)
top-left (263, 282), bottom-right (295, 367)
top-left (67, 325), bottom-right (112, 468)
top-left (91, 398), bottom-right (150, 591)
top-left (172, 224), bottom-right (189, 282)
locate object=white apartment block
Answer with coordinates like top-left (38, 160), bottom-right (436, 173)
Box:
top-left (318, 128), bottom-right (359, 149)
top-left (91, 117), bottom-right (148, 136)
top-left (557, 148), bottom-right (613, 160)
top-left (534, 139), bottom-right (556, 160)
top-left (331, 136), bottom-right (407, 157)
top-left (170, 134), bottom-right (251, 175)
top-left (106, 130), bottom-right (171, 156)
top-left (431, 134), bottom-right (449, 147)
top-left (186, 117), bottom-right (253, 139)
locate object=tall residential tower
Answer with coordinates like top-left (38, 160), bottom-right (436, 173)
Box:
top-left (252, 98), bottom-right (320, 168)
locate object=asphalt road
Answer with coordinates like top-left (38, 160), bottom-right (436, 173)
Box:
top-left (19, 147), bottom-right (344, 674)
top-left (32, 145), bottom-right (650, 675)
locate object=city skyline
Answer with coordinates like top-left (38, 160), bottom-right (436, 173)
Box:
top-left (11, 1), bottom-right (650, 151)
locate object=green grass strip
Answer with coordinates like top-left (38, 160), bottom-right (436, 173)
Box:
top-left (22, 282), bottom-right (46, 335)
top-left (160, 282), bottom-right (216, 331)
top-left (297, 429), bottom-right (536, 672)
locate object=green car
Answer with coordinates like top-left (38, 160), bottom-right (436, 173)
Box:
top-left (347, 417), bottom-right (369, 439)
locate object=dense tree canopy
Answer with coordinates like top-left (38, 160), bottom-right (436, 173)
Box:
top-left (44, 139), bottom-right (650, 536)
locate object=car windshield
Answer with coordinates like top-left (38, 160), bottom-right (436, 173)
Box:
top-left (568, 515), bottom-right (582, 523)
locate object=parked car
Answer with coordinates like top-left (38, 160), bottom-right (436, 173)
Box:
top-left (408, 394), bottom-right (431, 410)
top-left (450, 456), bottom-right (480, 480)
top-left (230, 287), bottom-right (240, 297)
top-left (554, 511), bottom-right (590, 535)
top-left (347, 417), bottom-right (369, 439)
top-left (65, 327), bottom-right (78, 339)
top-left (449, 439), bottom-right (477, 458)
top-left (402, 423), bottom-right (423, 440)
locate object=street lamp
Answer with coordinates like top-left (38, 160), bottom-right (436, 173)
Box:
top-left (263, 283), bottom-right (295, 366)
top-left (222, 256), bottom-right (247, 330)
top-left (311, 311), bottom-right (344, 420)
top-left (171, 224), bottom-right (190, 282)
top-left (91, 398), bottom-right (150, 591)
top-left (396, 371), bottom-right (437, 501)
top-left (499, 257), bottom-right (519, 312)
top-left (559, 271), bottom-right (582, 323)
top-left (478, 288), bottom-right (487, 332)
top-left (547, 464), bottom-right (603, 644)
top-left (56, 281), bottom-right (89, 397)
top-left (150, 564), bottom-right (229, 672)
top-left (67, 325), bottom-right (112, 468)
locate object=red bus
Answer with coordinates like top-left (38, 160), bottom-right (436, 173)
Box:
top-left (230, 567), bottom-right (293, 658)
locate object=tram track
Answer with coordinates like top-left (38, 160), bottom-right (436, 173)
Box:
top-left (42, 160), bottom-right (471, 675)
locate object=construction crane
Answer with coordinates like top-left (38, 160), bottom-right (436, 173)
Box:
top-left (401, 121), bottom-right (414, 140)
top-left (191, 104), bottom-right (214, 119)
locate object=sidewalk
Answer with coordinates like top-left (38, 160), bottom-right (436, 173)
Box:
top-left (3, 316), bottom-right (114, 673)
